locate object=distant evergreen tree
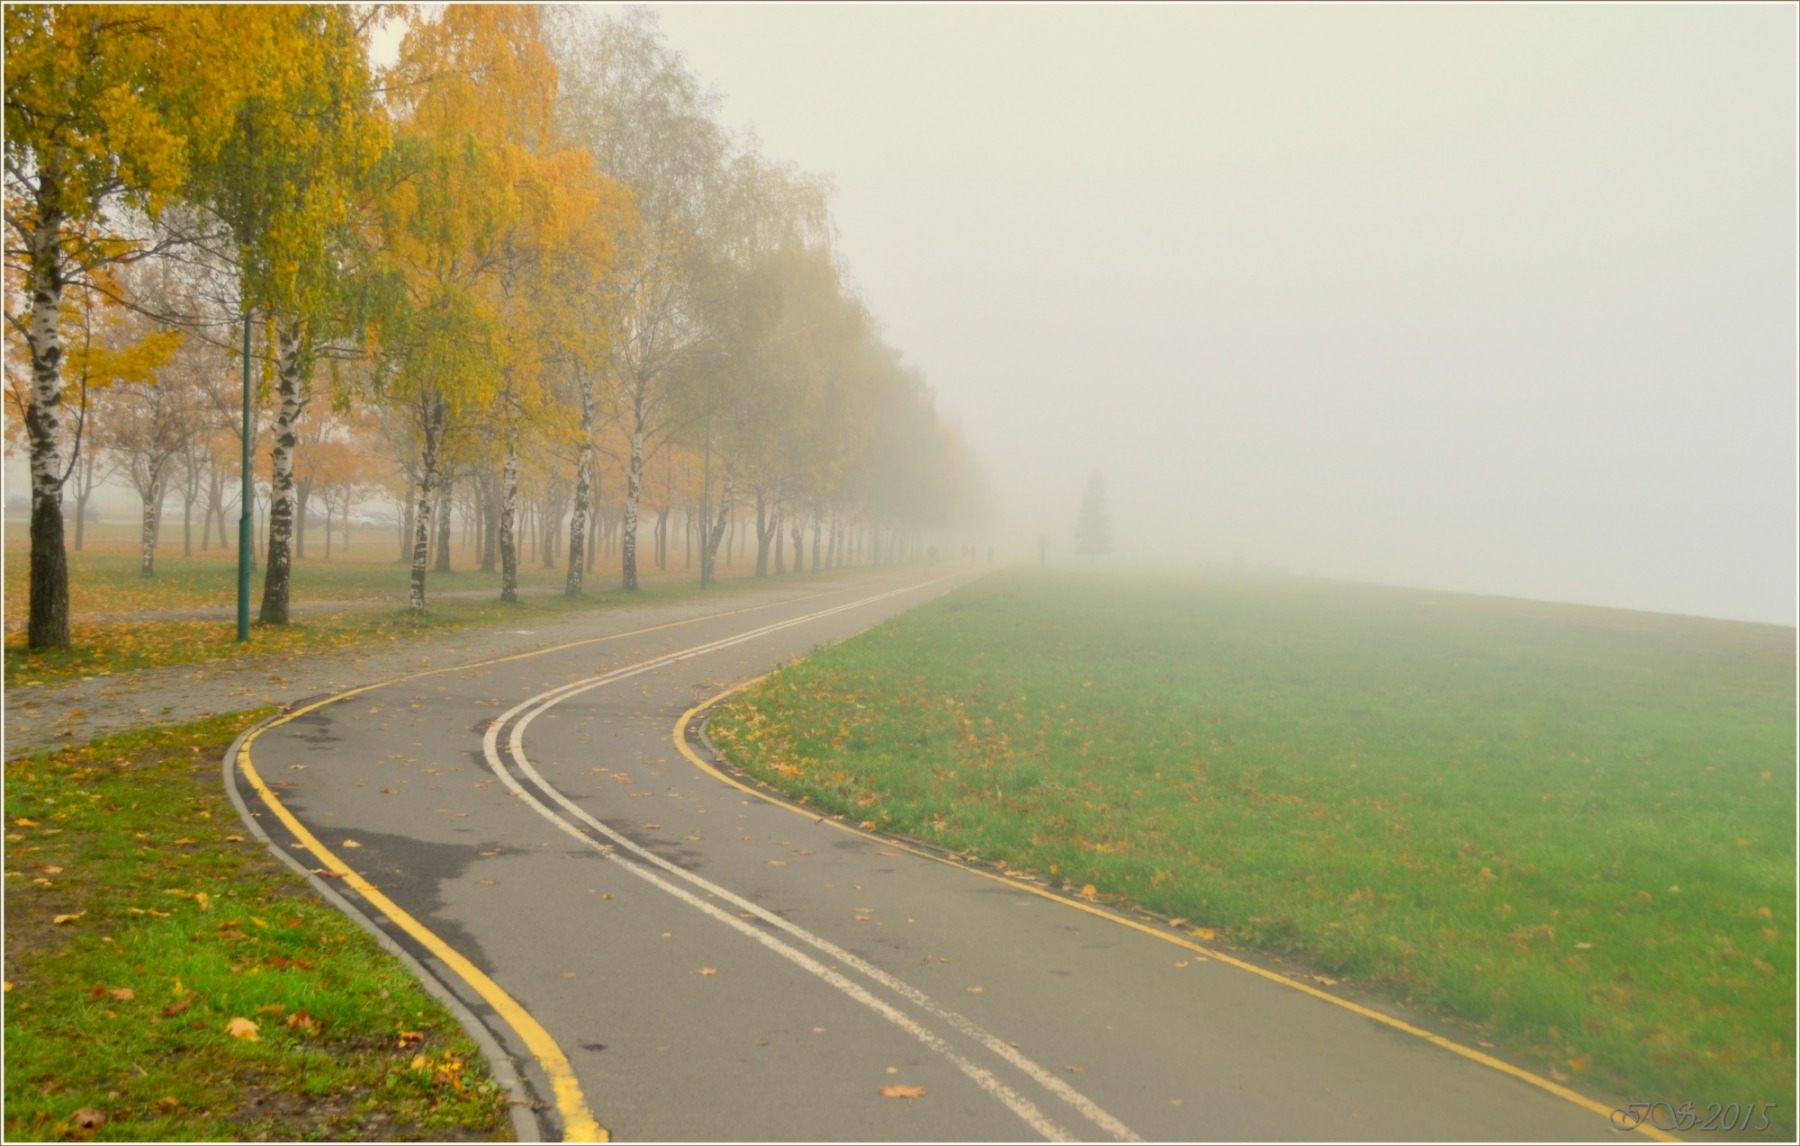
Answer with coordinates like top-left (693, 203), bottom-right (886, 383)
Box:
top-left (1074, 471), bottom-right (1111, 557)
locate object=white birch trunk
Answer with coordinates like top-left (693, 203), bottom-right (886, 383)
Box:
top-left (620, 414), bottom-right (645, 591)
top-left (138, 473), bottom-right (163, 577)
top-left (258, 324), bottom-right (304, 624)
top-left (23, 191), bottom-right (71, 648)
top-left (408, 395), bottom-right (445, 610)
top-left (501, 441), bottom-right (520, 602)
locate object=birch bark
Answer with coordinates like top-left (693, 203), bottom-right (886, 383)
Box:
top-left (620, 409), bottom-right (645, 590)
top-left (258, 324), bottom-right (305, 624)
top-left (408, 395), bottom-right (445, 610)
top-left (566, 411), bottom-right (592, 596)
top-left (137, 474), bottom-right (162, 577)
top-left (500, 442), bottom-right (520, 602)
top-left (23, 194), bottom-right (71, 648)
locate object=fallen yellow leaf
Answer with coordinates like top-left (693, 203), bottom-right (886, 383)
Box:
top-left (342, 840), bottom-right (362, 849)
top-left (1079, 884), bottom-right (1098, 900)
top-left (225, 1017), bottom-right (259, 1041)
top-left (52, 912), bottom-right (84, 925)
top-left (879, 1085), bottom-right (926, 1099)
top-left (697, 968), bottom-right (717, 976)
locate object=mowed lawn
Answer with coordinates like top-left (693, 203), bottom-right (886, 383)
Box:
top-left (712, 568), bottom-right (1796, 1126)
top-left (1, 533), bottom-right (576, 625)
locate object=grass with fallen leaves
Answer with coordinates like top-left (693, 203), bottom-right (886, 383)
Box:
top-left (1, 543), bottom-right (584, 625)
top-left (3, 577), bottom-right (722, 689)
top-left (1, 712), bottom-right (513, 1142)
top-left (712, 568), bottom-right (1796, 1132)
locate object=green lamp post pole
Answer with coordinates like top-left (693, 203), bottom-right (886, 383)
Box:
top-left (699, 406), bottom-right (712, 589)
top-left (237, 310), bottom-right (251, 641)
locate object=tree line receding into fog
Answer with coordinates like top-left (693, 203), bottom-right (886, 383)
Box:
top-left (5, 4), bottom-right (984, 649)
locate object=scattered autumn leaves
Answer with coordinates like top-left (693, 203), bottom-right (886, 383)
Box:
top-left (4, 711), bottom-right (510, 1141)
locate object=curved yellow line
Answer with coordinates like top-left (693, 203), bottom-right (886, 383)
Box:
top-left (673, 683), bottom-right (1681, 1145)
top-left (237, 735), bottom-right (604, 1141)
top-left (231, 586), bottom-right (843, 1143)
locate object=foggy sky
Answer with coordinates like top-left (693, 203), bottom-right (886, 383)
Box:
top-left (644, 4), bottom-right (1797, 627)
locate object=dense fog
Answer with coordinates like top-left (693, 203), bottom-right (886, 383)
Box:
top-left (650, 5), bottom-right (1797, 626)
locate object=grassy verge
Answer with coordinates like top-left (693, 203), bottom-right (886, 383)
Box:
top-left (2, 712), bottom-right (513, 1142)
top-left (2, 549), bottom-right (583, 625)
top-left (4, 578), bottom-right (723, 688)
top-left (711, 568), bottom-right (1796, 1131)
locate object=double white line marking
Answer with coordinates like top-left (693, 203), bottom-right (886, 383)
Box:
top-left (479, 582), bottom-right (1139, 1143)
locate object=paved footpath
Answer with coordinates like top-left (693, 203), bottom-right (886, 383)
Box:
top-left (207, 567), bottom-right (1645, 1143)
top-left (2, 574), bottom-right (860, 759)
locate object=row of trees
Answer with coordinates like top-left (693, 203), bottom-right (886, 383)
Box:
top-left (5, 4), bottom-right (982, 649)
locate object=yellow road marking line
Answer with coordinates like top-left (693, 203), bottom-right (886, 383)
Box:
top-left (231, 582), bottom-right (865, 1143)
top-left (486, 585), bottom-right (1135, 1141)
top-left (236, 741), bottom-right (604, 1141)
top-left (673, 682), bottom-right (1682, 1145)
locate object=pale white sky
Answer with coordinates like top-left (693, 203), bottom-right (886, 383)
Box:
top-left (634, 3), bottom-right (1796, 626)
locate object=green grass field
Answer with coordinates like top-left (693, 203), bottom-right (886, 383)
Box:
top-left (3, 536), bottom-right (608, 625)
top-left (712, 568), bottom-right (1796, 1128)
top-left (2, 713), bottom-right (511, 1141)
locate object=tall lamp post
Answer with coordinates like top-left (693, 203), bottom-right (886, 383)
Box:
top-left (237, 311), bottom-right (251, 641)
top-left (699, 405), bottom-right (711, 589)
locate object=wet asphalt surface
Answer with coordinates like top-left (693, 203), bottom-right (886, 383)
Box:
top-left (232, 568), bottom-right (1628, 1142)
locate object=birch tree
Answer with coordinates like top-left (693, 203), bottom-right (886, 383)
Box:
top-left (180, 5), bottom-right (386, 624)
top-left (373, 5), bottom-right (579, 610)
top-left (3, 4), bottom-right (232, 647)
top-left (547, 7), bottom-right (727, 591)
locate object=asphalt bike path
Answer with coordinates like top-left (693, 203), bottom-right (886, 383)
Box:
top-left (228, 568), bottom-right (1652, 1142)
